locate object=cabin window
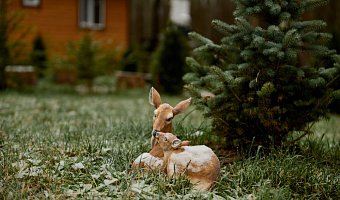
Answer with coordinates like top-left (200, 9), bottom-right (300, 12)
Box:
top-left (22, 0), bottom-right (40, 7)
top-left (79, 0), bottom-right (105, 30)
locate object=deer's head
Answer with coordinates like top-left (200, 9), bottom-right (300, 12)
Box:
top-left (153, 131), bottom-right (182, 151)
top-left (149, 87), bottom-right (191, 148)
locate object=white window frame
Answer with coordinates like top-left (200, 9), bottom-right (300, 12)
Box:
top-left (79, 0), bottom-right (106, 30)
top-left (22, 0), bottom-right (40, 7)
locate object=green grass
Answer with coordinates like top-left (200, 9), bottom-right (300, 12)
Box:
top-left (0, 89), bottom-right (339, 199)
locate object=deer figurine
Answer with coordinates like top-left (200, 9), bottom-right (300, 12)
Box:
top-left (153, 131), bottom-right (220, 192)
top-left (131, 87), bottom-right (191, 172)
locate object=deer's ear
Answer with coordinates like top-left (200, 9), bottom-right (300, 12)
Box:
top-left (173, 97), bottom-right (191, 116)
top-left (181, 141), bottom-right (191, 146)
top-left (171, 139), bottom-right (182, 149)
top-left (149, 87), bottom-right (162, 108)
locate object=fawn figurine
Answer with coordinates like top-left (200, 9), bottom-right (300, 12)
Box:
top-left (154, 131), bottom-right (220, 192)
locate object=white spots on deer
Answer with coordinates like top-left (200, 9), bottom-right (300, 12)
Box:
top-left (133, 153), bottom-right (163, 170)
top-left (153, 109), bottom-right (158, 119)
top-left (168, 146), bottom-right (214, 174)
top-left (167, 113), bottom-right (173, 121)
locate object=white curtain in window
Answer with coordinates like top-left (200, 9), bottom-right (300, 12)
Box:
top-left (79, 0), bottom-right (105, 29)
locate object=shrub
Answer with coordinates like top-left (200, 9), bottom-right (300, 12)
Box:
top-left (150, 22), bottom-right (189, 94)
top-left (119, 44), bottom-right (149, 73)
top-left (48, 55), bottom-right (77, 84)
top-left (184, 0), bottom-right (340, 148)
top-left (68, 34), bottom-right (97, 85)
top-left (49, 34), bottom-right (119, 86)
top-left (30, 34), bottom-right (47, 77)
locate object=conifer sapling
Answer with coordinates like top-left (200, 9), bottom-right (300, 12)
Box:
top-left (184, 0), bottom-right (340, 148)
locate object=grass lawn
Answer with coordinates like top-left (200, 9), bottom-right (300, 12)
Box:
top-left (0, 89), bottom-right (339, 199)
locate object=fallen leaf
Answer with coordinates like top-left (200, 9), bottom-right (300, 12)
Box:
top-left (104, 178), bottom-right (118, 185)
top-left (72, 162), bottom-right (85, 170)
top-left (91, 174), bottom-right (100, 179)
top-left (102, 148), bottom-right (112, 153)
top-left (27, 159), bottom-right (41, 165)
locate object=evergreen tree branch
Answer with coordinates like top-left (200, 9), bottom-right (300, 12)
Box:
top-left (218, 51), bottom-right (234, 64)
top-left (288, 119), bottom-right (317, 146)
top-left (188, 32), bottom-right (213, 46)
top-left (305, 0), bottom-right (330, 10)
top-left (326, 73), bottom-right (340, 87)
top-left (211, 68), bottom-right (242, 102)
top-left (315, 59), bottom-right (325, 69)
top-left (334, 55), bottom-right (340, 64)
top-left (235, 0), bottom-right (247, 7)
top-left (304, 22), bottom-right (327, 30)
top-left (236, 18), bottom-right (252, 32)
top-left (317, 95), bottom-right (330, 108)
top-left (292, 113), bottom-right (313, 124)
top-left (190, 35), bottom-right (205, 45)
top-left (239, 0), bottom-right (246, 6)
top-left (184, 85), bottom-right (201, 98)
top-left (212, 113), bottom-right (230, 127)
top-left (283, 30), bottom-right (297, 49)
top-left (302, 45), bottom-right (328, 54)
top-left (212, 20), bottom-right (233, 34)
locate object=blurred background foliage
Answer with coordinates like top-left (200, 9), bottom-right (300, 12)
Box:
top-left (1, 0), bottom-right (340, 104)
top-left (48, 33), bottom-right (120, 89)
top-left (30, 34), bottom-right (47, 78)
top-left (150, 22), bottom-right (190, 95)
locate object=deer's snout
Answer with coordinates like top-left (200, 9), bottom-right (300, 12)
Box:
top-left (152, 130), bottom-right (159, 138)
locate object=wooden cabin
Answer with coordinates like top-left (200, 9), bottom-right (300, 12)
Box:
top-left (9, 0), bottom-right (129, 57)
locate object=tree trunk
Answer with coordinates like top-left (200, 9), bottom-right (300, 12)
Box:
top-left (0, 0), bottom-right (9, 90)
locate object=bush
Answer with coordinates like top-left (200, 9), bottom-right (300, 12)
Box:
top-left (49, 34), bottom-right (119, 86)
top-left (184, 0), bottom-right (340, 148)
top-left (119, 44), bottom-right (149, 73)
top-left (150, 22), bottom-right (189, 94)
top-left (30, 34), bottom-right (47, 78)
top-left (48, 56), bottom-right (77, 84)
top-left (69, 34), bottom-right (97, 85)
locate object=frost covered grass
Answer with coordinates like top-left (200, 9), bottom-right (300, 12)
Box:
top-left (0, 89), bottom-right (339, 199)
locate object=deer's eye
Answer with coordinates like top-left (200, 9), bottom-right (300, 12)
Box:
top-left (154, 114), bottom-right (157, 118)
top-left (166, 117), bottom-right (172, 122)
top-left (164, 137), bottom-right (168, 141)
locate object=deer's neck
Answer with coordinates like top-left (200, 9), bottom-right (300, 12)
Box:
top-left (163, 149), bottom-right (173, 163)
top-left (151, 136), bottom-right (158, 149)
top-left (162, 124), bottom-right (173, 133)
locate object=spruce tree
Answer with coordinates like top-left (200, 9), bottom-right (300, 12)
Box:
top-left (66, 34), bottom-right (97, 87)
top-left (184, 0), bottom-right (340, 148)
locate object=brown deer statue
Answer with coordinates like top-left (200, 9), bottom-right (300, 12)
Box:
top-left (131, 87), bottom-right (191, 172)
